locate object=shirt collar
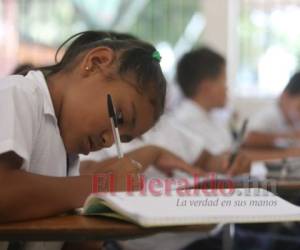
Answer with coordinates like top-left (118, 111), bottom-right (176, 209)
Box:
top-left (181, 98), bottom-right (208, 118)
top-left (26, 70), bottom-right (57, 121)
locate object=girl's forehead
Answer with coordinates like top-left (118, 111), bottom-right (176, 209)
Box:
top-left (106, 69), bottom-right (162, 120)
top-left (114, 77), bottom-right (147, 100)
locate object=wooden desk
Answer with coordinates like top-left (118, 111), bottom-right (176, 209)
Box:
top-left (0, 215), bottom-right (214, 241)
top-left (242, 147), bottom-right (300, 161)
top-left (244, 147), bottom-right (300, 193)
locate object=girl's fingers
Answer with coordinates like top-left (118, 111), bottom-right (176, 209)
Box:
top-left (130, 159), bottom-right (143, 172)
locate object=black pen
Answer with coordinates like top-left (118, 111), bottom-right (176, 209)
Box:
top-left (107, 94), bottom-right (124, 158)
top-left (228, 119), bottom-right (248, 166)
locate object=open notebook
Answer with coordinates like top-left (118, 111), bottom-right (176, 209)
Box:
top-left (82, 188), bottom-right (300, 227)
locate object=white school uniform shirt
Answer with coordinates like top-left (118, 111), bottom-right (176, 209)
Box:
top-left (0, 70), bottom-right (79, 250)
top-left (248, 102), bottom-right (293, 133)
top-left (171, 99), bottom-right (232, 155)
top-left (143, 115), bottom-right (205, 164)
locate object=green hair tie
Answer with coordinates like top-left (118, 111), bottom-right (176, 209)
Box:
top-left (152, 50), bottom-right (161, 62)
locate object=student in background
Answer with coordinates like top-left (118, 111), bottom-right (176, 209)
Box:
top-left (173, 47), bottom-right (232, 155)
top-left (245, 71), bottom-right (300, 148)
top-left (161, 47), bottom-right (248, 176)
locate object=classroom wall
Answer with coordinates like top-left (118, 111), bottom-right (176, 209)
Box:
top-left (201, 0), bottom-right (276, 121)
top-left (201, 0), bottom-right (229, 57)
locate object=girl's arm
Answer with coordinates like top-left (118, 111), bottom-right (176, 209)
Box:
top-left (0, 151), bottom-right (91, 223)
top-left (0, 152), bottom-right (141, 223)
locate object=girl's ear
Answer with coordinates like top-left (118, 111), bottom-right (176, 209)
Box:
top-left (80, 47), bottom-right (115, 76)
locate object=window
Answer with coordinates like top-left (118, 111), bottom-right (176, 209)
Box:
top-left (0, 0), bottom-right (203, 76)
top-left (236, 0), bottom-right (300, 97)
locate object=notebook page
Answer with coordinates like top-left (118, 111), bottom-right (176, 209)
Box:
top-left (94, 188), bottom-right (300, 227)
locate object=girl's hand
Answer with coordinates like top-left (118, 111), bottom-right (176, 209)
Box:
top-left (87, 157), bottom-right (143, 192)
top-left (154, 148), bottom-right (206, 177)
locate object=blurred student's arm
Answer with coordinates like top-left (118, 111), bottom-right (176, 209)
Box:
top-left (194, 150), bottom-right (251, 176)
top-left (244, 131), bottom-right (300, 148)
top-left (244, 131), bottom-right (278, 147)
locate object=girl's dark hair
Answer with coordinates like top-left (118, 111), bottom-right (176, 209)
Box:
top-left (54, 30), bottom-right (139, 64)
top-left (12, 63), bottom-right (34, 75)
top-left (176, 47), bottom-right (225, 98)
top-left (40, 30), bottom-right (166, 121)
